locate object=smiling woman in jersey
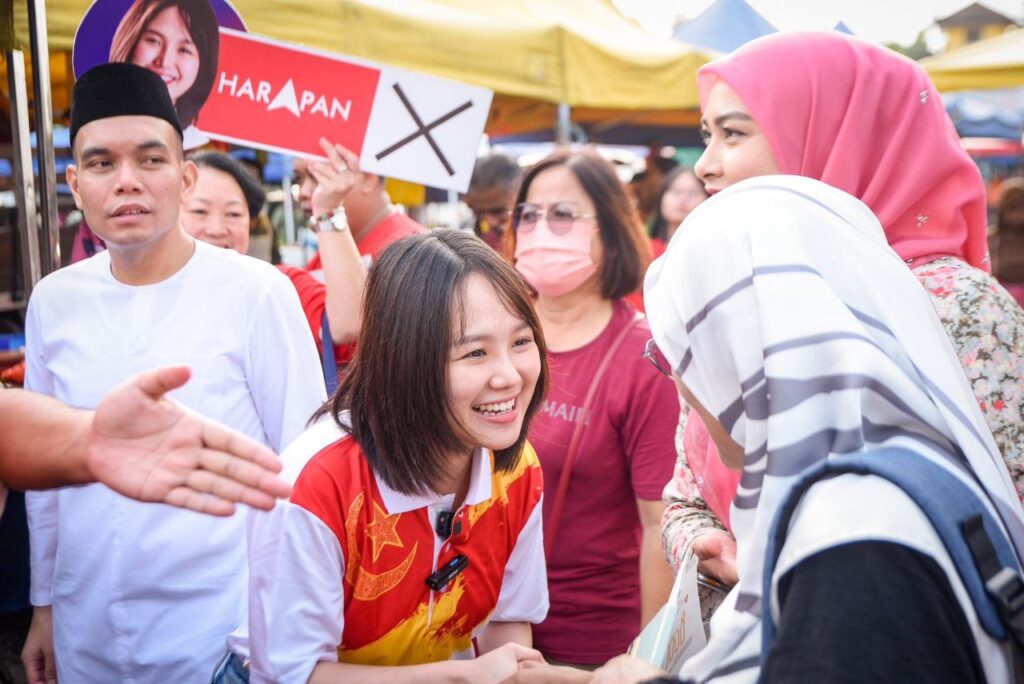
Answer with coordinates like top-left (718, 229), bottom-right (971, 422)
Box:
top-left (215, 229), bottom-right (552, 683)
top-left (109, 0), bottom-right (219, 142)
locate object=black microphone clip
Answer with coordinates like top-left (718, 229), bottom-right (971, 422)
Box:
top-left (426, 554), bottom-right (469, 592)
top-left (436, 510), bottom-right (455, 539)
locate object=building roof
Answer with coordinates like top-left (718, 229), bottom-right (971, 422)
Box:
top-left (936, 2), bottom-right (1017, 28)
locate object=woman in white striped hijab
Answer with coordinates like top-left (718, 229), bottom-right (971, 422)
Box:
top-left (630, 175), bottom-right (1024, 683)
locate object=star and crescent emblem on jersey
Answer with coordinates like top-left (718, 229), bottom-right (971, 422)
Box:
top-left (345, 492), bottom-right (418, 601)
top-left (366, 501), bottom-right (404, 562)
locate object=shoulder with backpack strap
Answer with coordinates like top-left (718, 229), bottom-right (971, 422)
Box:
top-left (762, 448), bottom-right (1024, 679)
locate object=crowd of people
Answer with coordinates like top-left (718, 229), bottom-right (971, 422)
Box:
top-left (3, 26), bottom-right (1024, 684)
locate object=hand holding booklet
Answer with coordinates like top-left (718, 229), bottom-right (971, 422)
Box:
top-left (628, 550), bottom-right (707, 674)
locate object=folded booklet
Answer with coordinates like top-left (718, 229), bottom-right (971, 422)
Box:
top-left (628, 550), bottom-right (707, 674)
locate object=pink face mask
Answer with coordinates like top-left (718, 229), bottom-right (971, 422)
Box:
top-left (514, 220), bottom-right (598, 298)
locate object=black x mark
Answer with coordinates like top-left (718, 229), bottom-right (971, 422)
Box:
top-left (375, 83), bottom-right (474, 176)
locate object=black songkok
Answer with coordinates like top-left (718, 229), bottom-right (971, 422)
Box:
top-left (70, 63), bottom-right (183, 146)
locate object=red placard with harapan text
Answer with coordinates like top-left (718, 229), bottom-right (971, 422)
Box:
top-left (196, 30), bottom-right (381, 158)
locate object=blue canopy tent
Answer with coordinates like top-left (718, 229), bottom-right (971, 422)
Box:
top-left (834, 21), bottom-right (855, 35)
top-left (944, 89), bottom-right (1024, 140)
top-left (672, 0), bottom-right (777, 54)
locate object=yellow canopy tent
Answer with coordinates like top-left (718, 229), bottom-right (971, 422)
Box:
top-left (21, 0), bottom-right (708, 136)
top-left (920, 27), bottom-right (1024, 92)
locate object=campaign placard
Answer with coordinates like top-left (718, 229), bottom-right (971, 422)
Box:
top-left (196, 29), bottom-right (493, 192)
top-left (73, 0), bottom-right (247, 149)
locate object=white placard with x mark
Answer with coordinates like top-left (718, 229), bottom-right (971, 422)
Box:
top-left (363, 66), bottom-right (493, 193)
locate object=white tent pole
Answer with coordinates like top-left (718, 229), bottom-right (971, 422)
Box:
top-left (556, 103), bottom-right (572, 144)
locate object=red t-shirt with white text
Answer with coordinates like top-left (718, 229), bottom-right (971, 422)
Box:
top-left (529, 299), bottom-right (679, 664)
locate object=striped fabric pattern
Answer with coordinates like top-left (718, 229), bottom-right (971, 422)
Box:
top-left (644, 175), bottom-right (1024, 681)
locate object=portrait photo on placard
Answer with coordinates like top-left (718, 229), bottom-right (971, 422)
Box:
top-left (73, 0), bottom-right (246, 148)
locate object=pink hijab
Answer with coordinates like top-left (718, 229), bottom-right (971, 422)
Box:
top-left (698, 31), bottom-right (989, 270)
top-left (685, 33), bottom-right (989, 529)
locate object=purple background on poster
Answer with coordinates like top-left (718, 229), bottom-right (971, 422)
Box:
top-left (72, 0), bottom-right (246, 78)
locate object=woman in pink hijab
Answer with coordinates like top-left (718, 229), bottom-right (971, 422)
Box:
top-left (660, 31), bottom-right (1024, 592)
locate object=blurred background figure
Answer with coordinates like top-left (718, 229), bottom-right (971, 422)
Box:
top-left (647, 166), bottom-right (708, 257)
top-left (991, 177), bottom-right (1024, 307)
top-left (465, 152), bottom-right (522, 250)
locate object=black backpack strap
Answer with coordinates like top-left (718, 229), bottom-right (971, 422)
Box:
top-left (761, 448), bottom-right (1024, 663)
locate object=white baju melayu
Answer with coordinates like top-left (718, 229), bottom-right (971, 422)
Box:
top-left (24, 239), bottom-right (327, 683)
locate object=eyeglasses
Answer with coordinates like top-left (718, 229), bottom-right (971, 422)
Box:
top-left (513, 202), bottom-right (596, 235)
top-left (643, 338), bottom-right (672, 378)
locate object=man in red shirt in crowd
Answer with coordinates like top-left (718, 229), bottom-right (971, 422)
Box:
top-left (278, 139), bottom-right (425, 370)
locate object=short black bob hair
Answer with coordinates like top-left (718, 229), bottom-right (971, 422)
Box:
top-left (314, 229), bottom-right (549, 496)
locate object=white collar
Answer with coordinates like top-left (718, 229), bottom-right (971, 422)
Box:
top-left (375, 448), bottom-right (493, 515)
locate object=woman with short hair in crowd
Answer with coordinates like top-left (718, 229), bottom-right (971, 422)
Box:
top-left (183, 152), bottom-right (265, 253)
top-left (215, 229), bottom-right (551, 683)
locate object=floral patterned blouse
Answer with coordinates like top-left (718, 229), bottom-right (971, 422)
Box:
top-left (661, 256), bottom-right (1024, 573)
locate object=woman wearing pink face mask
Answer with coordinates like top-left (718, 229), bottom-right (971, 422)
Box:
top-left (660, 31), bottom-right (1024, 599)
top-left (508, 149), bottom-right (679, 668)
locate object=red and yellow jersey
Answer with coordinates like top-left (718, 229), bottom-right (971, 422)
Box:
top-left (285, 425), bottom-right (545, 666)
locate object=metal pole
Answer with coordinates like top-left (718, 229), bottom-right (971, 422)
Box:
top-left (7, 49), bottom-right (42, 298)
top-left (28, 0), bottom-right (60, 274)
top-left (556, 103), bottom-right (572, 145)
top-left (282, 173), bottom-right (296, 245)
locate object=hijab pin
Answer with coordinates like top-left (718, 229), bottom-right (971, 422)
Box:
top-left (919, 90), bottom-right (929, 104)
top-left (916, 213), bottom-right (929, 227)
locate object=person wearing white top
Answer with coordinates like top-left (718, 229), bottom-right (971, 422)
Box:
top-left (218, 230), bottom-right (551, 684)
top-left (20, 63), bottom-right (326, 684)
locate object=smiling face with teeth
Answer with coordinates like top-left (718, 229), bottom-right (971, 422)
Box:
top-left (448, 272), bottom-right (543, 454)
top-left (129, 6), bottom-right (200, 104)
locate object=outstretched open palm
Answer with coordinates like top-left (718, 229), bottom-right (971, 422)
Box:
top-left (87, 366), bottom-right (290, 515)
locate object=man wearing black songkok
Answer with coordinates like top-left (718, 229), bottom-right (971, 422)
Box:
top-left (19, 63), bottom-right (326, 683)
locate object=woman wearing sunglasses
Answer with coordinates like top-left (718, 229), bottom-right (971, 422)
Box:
top-left (507, 149), bottom-right (679, 668)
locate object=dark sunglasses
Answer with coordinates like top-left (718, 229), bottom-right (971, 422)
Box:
top-left (643, 338), bottom-right (672, 378)
top-left (513, 201), bottom-right (596, 235)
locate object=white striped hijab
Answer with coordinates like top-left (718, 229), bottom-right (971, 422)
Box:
top-left (644, 175), bottom-right (1024, 681)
